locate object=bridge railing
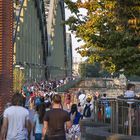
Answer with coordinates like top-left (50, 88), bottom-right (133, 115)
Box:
top-left (114, 98), bottom-right (140, 136)
top-left (93, 97), bottom-right (140, 136)
top-left (93, 98), bottom-right (115, 124)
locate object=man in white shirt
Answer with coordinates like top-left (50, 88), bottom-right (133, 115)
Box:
top-left (124, 83), bottom-right (135, 98)
top-left (1, 93), bottom-right (31, 140)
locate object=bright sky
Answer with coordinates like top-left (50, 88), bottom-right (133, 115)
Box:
top-left (65, 4), bottom-right (87, 62)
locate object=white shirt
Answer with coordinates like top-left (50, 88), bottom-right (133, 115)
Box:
top-left (78, 94), bottom-right (86, 106)
top-left (33, 113), bottom-right (43, 134)
top-left (124, 90), bottom-right (135, 104)
top-left (124, 90), bottom-right (135, 98)
top-left (3, 106), bottom-right (29, 140)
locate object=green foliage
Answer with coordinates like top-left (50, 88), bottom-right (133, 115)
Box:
top-left (65, 0), bottom-right (140, 76)
top-left (65, 0), bottom-right (79, 14)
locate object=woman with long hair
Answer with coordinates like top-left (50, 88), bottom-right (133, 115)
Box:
top-left (68, 104), bottom-right (82, 140)
top-left (33, 103), bottom-right (46, 140)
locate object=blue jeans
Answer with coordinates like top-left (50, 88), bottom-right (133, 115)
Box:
top-left (35, 133), bottom-right (42, 140)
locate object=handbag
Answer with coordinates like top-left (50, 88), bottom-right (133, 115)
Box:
top-left (67, 124), bottom-right (80, 139)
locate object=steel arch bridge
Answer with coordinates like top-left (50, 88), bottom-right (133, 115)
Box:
top-left (0, 0), bottom-right (48, 113)
top-left (0, 0), bottom-right (68, 113)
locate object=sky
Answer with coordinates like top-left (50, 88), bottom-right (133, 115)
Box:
top-left (65, 5), bottom-right (86, 62)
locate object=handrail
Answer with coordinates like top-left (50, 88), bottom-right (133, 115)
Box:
top-left (95, 97), bottom-right (140, 103)
top-left (93, 97), bottom-right (140, 136)
top-left (13, 0), bottom-right (25, 43)
top-left (117, 97), bottom-right (140, 102)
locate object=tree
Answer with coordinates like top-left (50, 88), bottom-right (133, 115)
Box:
top-left (65, 0), bottom-right (140, 76)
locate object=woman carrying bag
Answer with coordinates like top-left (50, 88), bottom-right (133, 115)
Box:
top-left (68, 104), bottom-right (82, 140)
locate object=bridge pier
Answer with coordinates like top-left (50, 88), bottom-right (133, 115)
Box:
top-left (0, 0), bottom-right (13, 114)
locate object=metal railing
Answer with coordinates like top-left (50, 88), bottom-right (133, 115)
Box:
top-left (115, 98), bottom-right (140, 136)
top-left (93, 97), bottom-right (140, 136)
top-left (93, 98), bottom-right (115, 124)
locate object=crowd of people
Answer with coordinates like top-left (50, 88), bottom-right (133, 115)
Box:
top-left (1, 76), bottom-right (138, 140)
top-left (20, 78), bottom-right (74, 109)
top-left (0, 77), bottom-right (95, 140)
top-left (0, 92), bottom-right (94, 140)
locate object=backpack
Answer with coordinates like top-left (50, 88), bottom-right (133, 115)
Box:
top-left (35, 97), bottom-right (41, 106)
top-left (83, 104), bottom-right (91, 117)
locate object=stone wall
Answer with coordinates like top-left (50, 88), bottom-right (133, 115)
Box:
top-left (80, 120), bottom-right (140, 140)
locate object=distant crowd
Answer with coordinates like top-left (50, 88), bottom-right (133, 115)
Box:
top-left (0, 77), bottom-right (93, 140)
top-left (0, 81), bottom-right (139, 140)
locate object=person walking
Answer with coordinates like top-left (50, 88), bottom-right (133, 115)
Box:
top-left (83, 97), bottom-right (93, 119)
top-left (0, 93), bottom-right (31, 140)
top-left (64, 93), bottom-right (71, 110)
top-left (68, 104), bottom-right (82, 140)
top-left (33, 103), bottom-right (46, 140)
top-left (124, 83), bottom-right (136, 98)
top-left (124, 83), bottom-right (136, 129)
top-left (42, 94), bottom-right (71, 140)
